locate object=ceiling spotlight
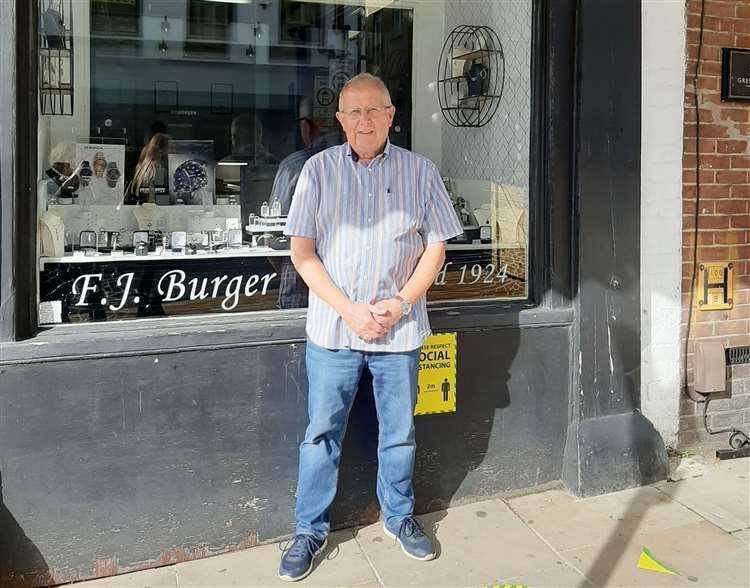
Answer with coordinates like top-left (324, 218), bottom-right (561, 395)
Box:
top-left (161, 16), bottom-right (170, 32)
top-left (158, 39), bottom-right (168, 54)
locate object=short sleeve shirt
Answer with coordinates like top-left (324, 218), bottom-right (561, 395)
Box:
top-left (284, 141), bottom-right (463, 352)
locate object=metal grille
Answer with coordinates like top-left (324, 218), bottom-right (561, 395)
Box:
top-left (726, 346), bottom-right (750, 366)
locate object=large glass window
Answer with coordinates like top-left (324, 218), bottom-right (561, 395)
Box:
top-left (37, 0), bottom-right (532, 324)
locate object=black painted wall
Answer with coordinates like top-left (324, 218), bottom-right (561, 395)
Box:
top-left (0, 326), bottom-right (570, 583)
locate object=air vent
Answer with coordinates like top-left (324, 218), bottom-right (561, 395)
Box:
top-left (726, 346), bottom-right (750, 365)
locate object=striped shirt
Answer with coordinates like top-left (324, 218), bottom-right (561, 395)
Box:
top-left (284, 141), bottom-right (463, 352)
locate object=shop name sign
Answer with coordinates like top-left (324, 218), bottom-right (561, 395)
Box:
top-left (722, 48), bottom-right (750, 101)
top-left (72, 269), bottom-right (278, 312)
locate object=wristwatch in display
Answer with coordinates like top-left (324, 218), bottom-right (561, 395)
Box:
top-left (395, 295), bottom-right (412, 316)
top-left (93, 152), bottom-right (107, 177)
top-left (105, 161), bottom-right (121, 188)
top-left (79, 160), bottom-right (93, 186)
top-left (173, 159), bottom-right (208, 195)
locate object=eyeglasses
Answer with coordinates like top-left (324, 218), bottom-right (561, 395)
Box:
top-left (339, 105), bottom-right (392, 121)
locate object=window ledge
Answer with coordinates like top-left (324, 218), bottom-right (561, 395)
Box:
top-left (0, 305), bottom-right (573, 364)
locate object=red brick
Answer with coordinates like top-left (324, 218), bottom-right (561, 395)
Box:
top-left (693, 308), bottom-right (731, 322)
top-left (734, 289), bottom-right (750, 304)
top-left (715, 230), bottom-right (747, 245)
top-left (699, 60), bottom-right (724, 76)
top-left (697, 91), bottom-right (724, 106)
top-left (720, 109), bottom-right (750, 123)
top-left (716, 170), bottom-right (749, 183)
top-left (725, 334), bottom-right (750, 347)
top-left (731, 156), bottom-right (750, 168)
top-left (685, 107), bottom-right (717, 123)
top-left (699, 215), bottom-right (732, 229)
top-left (687, 44), bottom-right (722, 62)
top-left (686, 321), bottom-right (715, 337)
top-left (715, 320), bottom-right (748, 336)
top-left (683, 168), bottom-right (716, 183)
top-left (698, 76), bottom-right (722, 92)
top-left (683, 231), bottom-right (715, 246)
top-left (703, 2), bottom-right (737, 19)
top-left (695, 185), bottom-right (730, 199)
top-left (716, 139), bottom-right (747, 154)
top-left (696, 123), bottom-right (733, 138)
top-left (732, 215), bottom-right (750, 228)
top-left (687, 12), bottom-right (720, 30)
top-left (703, 30), bottom-right (735, 46)
top-left (736, 33), bottom-right (750, 49)
top-left (739, 5), bottom-right (750, 19)
top-left (700, 154), bottom-right (732, 169)
top-left (698, 245), bottom-right (735, 261)
top-left (686, 322), bottom-right (715, 337)
top-left (729, 305), bottom-right (750, 319)
top-left (733, 20), bottom-right (750, 35)
top-left (732, 185), bottom-right (750, 198)
top-left (716, 199), bottom-right (749, 214)
top-left (685, 138), bottom-right (717, 154)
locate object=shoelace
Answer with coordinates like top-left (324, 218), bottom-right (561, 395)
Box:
top-left (280, 534), bottom-right (322, 559)
top-left (398, 516), bottom-right (426, 539)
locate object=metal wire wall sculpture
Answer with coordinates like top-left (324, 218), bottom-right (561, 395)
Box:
top-left (437, 25), bottom-right (504, 128)
top-left (39, 0), bottom-right (74, 116)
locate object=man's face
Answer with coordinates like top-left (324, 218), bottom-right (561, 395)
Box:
top-left (335, 83), bottom-right (394, 160)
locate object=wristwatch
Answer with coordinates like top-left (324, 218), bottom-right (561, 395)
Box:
top-left (395, 295), bottom-right (412, 316)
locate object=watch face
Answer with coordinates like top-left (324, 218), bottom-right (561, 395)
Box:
top-left (105, 161), bottom-right (121, 187)
top-left (93, 152), bottom-right (107, 177)
top-left (79, 161), bottom-right (93, 186)
top-left (173, 159), bottom-right (208, 194)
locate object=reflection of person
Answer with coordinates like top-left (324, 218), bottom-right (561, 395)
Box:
top-left (226, 113), bottom-right (278, 227)
top-left (442, 378), bottom-right (451, 402)
top-left (269, 98), bottom-right (340, 310)
top-left (126, 133), bottom-right (169, 205)
top-left (278, 73), bottom-right (463, 581)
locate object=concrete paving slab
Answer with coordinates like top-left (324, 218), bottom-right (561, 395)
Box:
top-left (507, 486), bottom-right (704, 552)
top-left (565, 520), bottom-right (750, 587)
top-left (174, 531), bottom-right (378, 587)
top-left (731, 528), bottom-right (749, 544)
top-left (494, 562), bottom-right (590, 588)
top-left (355, 499), bottom-right (568, 587)
top-left (70, 565), bottom-right (178, 588)
top-left (654, 458), bottom-right (750, 533)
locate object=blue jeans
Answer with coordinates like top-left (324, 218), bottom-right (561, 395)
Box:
top-left (294, 340), bottom-right (420, 539)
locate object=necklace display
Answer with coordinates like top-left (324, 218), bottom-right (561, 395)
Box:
top-left (39, 212), bottom-right (65, 257)
top-left (133, 203), bottom-right (166, 230)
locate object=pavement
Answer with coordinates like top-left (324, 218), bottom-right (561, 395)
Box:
top-left (69, 455), bottom-right (749, 588)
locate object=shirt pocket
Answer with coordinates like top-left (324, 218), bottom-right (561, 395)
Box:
top-left (385, 195), bottom-right (423, 241)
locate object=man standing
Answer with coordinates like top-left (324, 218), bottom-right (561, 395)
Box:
top-left (279, 73), bottom-right (463, 582)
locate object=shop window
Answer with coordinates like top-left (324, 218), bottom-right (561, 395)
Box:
top-left (37, 0), bottom-right (533, 324)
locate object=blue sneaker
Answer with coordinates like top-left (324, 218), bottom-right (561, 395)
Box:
top-left (383, 516), bottom-right (435, 561)
top-left (278, 534), bottom-right (328, 581)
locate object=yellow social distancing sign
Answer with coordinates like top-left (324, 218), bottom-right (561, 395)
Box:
top-left (415, 332), bottom-right (457, 416)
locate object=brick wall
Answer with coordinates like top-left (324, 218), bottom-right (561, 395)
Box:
top-left (681, 0), bottom-right (750, 449)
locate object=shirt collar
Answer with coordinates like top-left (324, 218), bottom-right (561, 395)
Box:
top-left (345, 139), bottom-right (392, 164)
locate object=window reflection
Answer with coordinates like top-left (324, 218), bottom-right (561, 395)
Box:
top-left (37, 0), bottom-right (532, 324)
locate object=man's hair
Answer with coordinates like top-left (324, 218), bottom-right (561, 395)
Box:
top-left (338, 73), bottom-right (392, 110)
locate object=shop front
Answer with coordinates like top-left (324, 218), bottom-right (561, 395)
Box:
top-left (0, 0), bottom-right (667, 584)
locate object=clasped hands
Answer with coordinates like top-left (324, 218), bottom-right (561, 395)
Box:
top-left (343, 297), bottom-right (404, 342)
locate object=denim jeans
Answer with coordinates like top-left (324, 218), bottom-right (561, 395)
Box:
top-left (294, 340), bottom-right (420, 539)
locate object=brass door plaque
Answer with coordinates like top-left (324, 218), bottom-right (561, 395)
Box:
top-left (696, 262), bottom-right (734, 310)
